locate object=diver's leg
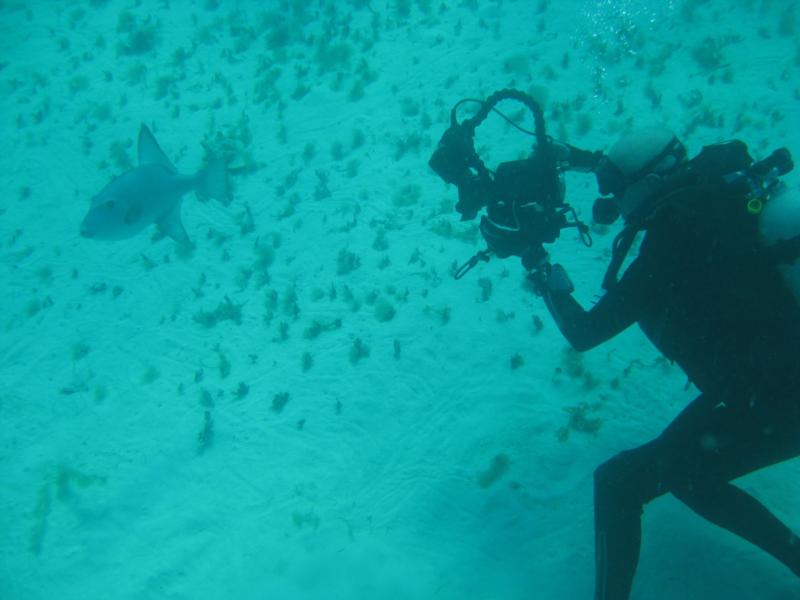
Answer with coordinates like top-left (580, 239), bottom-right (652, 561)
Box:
top-left (666, 393), bottom-right (800, 576)
top-left (592, 390), bottom-right (800, 599)
top-left (672, 482), bottom-right (800, 576)
top-left (592, 393), bottom-right (720, 599)
top-left (593, 440), bottom-right (665, 600)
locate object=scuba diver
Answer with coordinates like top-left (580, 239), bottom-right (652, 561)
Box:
top-left (429, 90), bottom-right (800, 599)
top-left (535, 128), bottom-right (800, 599)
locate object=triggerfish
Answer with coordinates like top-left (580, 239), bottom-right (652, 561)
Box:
top-left (80, 124), bottom-right (227, 245)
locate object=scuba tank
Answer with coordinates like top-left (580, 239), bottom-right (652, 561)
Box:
top-left (759, 177), bottom-right (800, 302)
top-left (720, 145), bottom-right (800, 302)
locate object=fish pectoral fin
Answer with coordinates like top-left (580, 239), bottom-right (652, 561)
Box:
top-left (138, 124), bottom-right (177, 172)
top-left (158, 200), bottom-right (192, 246)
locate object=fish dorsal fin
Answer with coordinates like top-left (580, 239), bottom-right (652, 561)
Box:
top-left (138, 124), bottom-right (177, 172)
top-left (158, 198), bottom-right (192, 246)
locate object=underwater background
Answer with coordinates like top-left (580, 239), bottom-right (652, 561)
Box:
top-left (1, 0), bottom-right (799, 598)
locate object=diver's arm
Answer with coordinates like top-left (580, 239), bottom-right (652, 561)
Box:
top-left (538, 258), bottom-right (649, 351)
top-left (541, 289), bottom-right (634, 351)
top-left (552, 141), bottom-right (604, 173)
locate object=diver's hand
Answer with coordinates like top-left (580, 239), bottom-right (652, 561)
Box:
top-left (550, 140), bottom-right (571, 162)
top-left (531, 263), bottom-right (574, 296)
top-left (551, 140), bottom-right (605, 173)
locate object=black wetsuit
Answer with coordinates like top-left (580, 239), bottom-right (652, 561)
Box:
top-left (542, 175), bottom-right (800, 599)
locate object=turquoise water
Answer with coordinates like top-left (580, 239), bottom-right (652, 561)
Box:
top-left (1, 1), bottom-right (798, 598)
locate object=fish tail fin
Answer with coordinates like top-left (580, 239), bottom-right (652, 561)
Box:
top-left (198, 159), bottom-right (229, 204)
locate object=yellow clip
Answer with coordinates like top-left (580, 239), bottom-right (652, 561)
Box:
top-left (746, 197), bottom-right (763, 215)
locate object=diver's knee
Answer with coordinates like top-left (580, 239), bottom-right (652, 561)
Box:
top-left (594, 449), bottom-right (656, 509)
top-left (594, 452), bottom-right (632, 500)
top-left (594, 450), bottom-right (639, 485)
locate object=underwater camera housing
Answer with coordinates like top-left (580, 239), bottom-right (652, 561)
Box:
top-left (429, 89), bottom-right (589, 275)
